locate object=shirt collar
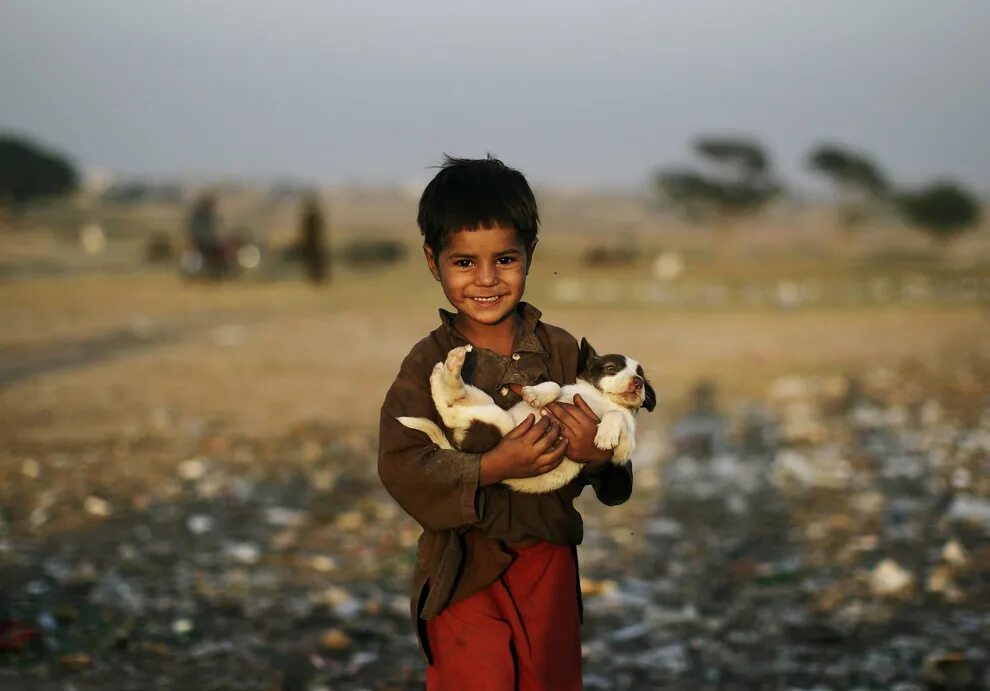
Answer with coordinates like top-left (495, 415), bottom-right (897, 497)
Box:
top-left (438, 302), bottom-right (547, 355)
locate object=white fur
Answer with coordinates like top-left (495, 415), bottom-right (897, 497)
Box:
top-left (398, 346), bottom-right (644, 493)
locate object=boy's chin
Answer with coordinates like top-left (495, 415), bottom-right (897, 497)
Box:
top-left (458, 301), bottom-right (519, 325)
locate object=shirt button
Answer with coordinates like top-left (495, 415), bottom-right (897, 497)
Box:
top-left (511, 353), bottom-right (521, 361)
top-left (500, 386), bottom-right (509, 397)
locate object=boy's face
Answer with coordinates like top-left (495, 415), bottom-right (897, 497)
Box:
top-left (424, 225), bottom-right (535, 333)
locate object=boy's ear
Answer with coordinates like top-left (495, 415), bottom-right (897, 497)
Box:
top-left (423, 243), bottom-right (441, 281)
top-left (577, 337), bottom-right (598, 373)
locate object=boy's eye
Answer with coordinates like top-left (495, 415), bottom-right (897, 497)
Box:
top-left (454, 259), bottom-right (473, 268)
top-left (496, 256), bottom-right (516, 265)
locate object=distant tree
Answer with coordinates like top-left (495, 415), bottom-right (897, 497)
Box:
top-left (896, 181), bottom-right (982, 244)
top-left (807, 143), bottom-right (891, 229)
top-left (696, 137), bottom-right (769, 178)
top-left (0, 134), bottom-right (79, 208)
top-left (808, 144), bottom-right (889, 197)
top-left (655, 136), bottom-right (780, 226)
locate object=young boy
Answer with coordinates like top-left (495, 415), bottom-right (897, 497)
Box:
top-left (378, 156), bottom-right (633, 690)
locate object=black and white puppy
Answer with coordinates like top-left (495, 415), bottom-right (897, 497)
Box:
top-left (398, 339), bottom-right (656, 493)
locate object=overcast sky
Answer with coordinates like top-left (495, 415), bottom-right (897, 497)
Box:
top-left (2, 1), bottom-right (988, 191)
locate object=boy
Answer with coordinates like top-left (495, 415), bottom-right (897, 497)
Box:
top-left (378, 156), bottom-right (632, 690)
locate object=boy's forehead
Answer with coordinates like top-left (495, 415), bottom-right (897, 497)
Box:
top-left (441, 225), bottom-right (526, 253)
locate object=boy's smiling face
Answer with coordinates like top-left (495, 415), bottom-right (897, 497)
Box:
top-left (424, 225), bottom-right (535, 339)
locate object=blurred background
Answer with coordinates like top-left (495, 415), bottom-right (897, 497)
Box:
top-left (1, 2), bottom-right (989, 689)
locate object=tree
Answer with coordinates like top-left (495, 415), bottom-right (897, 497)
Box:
top-left (0, 134), bottom-right (79, 208)
top-left (808, 144), bottom-right (889, 197)
top-left (807, 143), bottom-right (892, 229)
top-left (896, 181), bottom-right (982, 244)
top-left (655, 136), bottom-right (780, 225)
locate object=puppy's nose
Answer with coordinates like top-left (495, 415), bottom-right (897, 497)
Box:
top-left (633, 377), bottom-right (643, 390)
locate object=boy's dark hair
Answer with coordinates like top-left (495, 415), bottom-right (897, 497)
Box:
top-left (417, 154), bottom-right (539, 258)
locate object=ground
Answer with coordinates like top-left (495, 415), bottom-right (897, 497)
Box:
top-left (1, 193), bottom-right (989, 689)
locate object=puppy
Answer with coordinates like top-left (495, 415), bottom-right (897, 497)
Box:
top-left (398, 339), bottom-right (656, 493)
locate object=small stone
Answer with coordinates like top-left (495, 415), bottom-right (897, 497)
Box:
top-left (942, 540), bottom-right (968, 568)
top-left (178, 458), bottom-right (208, 481)
top-left (223, 542), bottom-right (260, 565)
top-left (187, 514), bottom-right (216, 535)
top-left (869, 559), bottom-right (915, 599)
top-left (21, 459), bottom-right (41, 479)
top-left (84, 495), bottom-right (113, 517)
top-left (320, 628), bottom-right (352, 651)
top-left (172, 618), bottom-right (193, 635)
top-left (60, 652), bottom-right (92, 669)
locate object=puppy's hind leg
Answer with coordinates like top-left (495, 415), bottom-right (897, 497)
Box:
top-left (430, 346), bottom-right (491, 409)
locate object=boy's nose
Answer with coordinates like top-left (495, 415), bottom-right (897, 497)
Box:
top-left (476, 265), bottom-right (498, 286)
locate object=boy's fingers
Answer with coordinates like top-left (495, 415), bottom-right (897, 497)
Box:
top-left (523, 415), bottom-right (553, 440)
top-left (530, 421), bottom-right (561, 452)
top-left (506, 414), bottom-right (536, 438)
top-left (572, 395), bottom-right (601, 423)
top-left (547, 402), bottom-right (580, 425)
top-left (537, 437), bottom-right (568, 469)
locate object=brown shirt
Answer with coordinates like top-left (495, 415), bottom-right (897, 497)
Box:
top-left (377, 303), bottom-right (633, 654)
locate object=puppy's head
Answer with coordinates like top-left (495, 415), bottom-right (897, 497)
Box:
top-left (577, 338), bottom-right (657, 412)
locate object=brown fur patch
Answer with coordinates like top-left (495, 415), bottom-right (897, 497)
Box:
top-left (456, 421), bottom-right (503, 453)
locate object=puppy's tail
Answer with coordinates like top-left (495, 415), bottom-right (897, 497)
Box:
top-left (396, 417), bottom-right (453, 450)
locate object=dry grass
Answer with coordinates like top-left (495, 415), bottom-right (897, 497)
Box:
top-left (2, 191), bottom-right (988, 446)
top-left (1, 261), bottom-right (986, 447)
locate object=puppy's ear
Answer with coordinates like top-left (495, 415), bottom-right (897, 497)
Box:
top-left (577, 338), bottom-right (598, 373)
top-left (642, 377), bottom-right (658, 412)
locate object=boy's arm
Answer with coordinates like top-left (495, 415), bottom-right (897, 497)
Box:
top-left (378, 367), bottom-right (486, 532)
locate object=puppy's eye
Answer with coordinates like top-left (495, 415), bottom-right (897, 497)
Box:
top-left (603, 365), bottom-right (618, 374)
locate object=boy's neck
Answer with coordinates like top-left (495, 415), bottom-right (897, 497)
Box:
top-left (453, 310), bottom-right (522, 357)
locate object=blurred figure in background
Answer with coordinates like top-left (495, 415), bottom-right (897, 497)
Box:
top-left (671, 380), bottom-right (730, 459)
top-left (299, 192), bottom-right (328, 285)
top-left (186, 192), bottom-right (222, 278)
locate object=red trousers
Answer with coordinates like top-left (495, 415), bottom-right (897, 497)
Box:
top-left (426, 541), bottom-right (583, 691)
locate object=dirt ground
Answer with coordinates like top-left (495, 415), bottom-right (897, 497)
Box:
top-left (2, 205), bottom-right (990, 688)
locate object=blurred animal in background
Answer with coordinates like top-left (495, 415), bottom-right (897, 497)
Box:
top-left (179, 193), bottom-right (260, 280)
top-left (398, 339), bottom-right (656, 493)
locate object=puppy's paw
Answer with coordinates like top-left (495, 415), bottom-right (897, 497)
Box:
top-left (594, 420), bottom-right (621, 450)
top-left (521, 382), bottom-right (561, 409)
top-left (444, 346), bottom-right (469, 376)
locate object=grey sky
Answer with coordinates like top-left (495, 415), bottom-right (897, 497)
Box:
top-left (2, 1), bottom-right (988, 191)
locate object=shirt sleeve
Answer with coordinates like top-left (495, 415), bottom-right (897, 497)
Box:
top-left (581, 460), bottom-right (633, 506)
top-left (378, 350), bottom-right (486, 532)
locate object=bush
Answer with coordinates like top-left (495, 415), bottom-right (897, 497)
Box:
top-left (896, 182), bottom-right (981, 243)
top-left (0, 134), bottom-right (79, 207)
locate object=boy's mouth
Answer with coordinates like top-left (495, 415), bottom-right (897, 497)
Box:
top-left (470, 295), bottom-right (503, 306)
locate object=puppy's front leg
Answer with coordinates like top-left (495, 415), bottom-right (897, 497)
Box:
top-left (521, 382), bottom-right (561, 409)
top-left (594, 411), bottom-right (624, 452)
top-left (610, 420), bottom-right (636, 462)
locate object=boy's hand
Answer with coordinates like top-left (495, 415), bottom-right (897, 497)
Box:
top-left (479, 414), bottom-right (568, 486)
top-left (544, 395), bottom-right (613, 466)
